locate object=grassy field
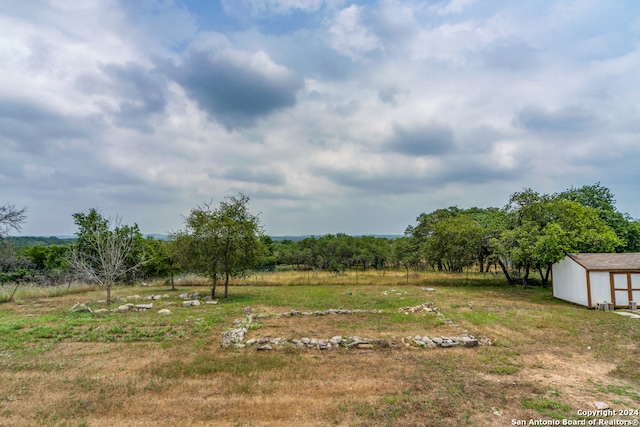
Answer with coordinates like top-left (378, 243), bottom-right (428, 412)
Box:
top-left (0, 270), bottom-right (638, 426)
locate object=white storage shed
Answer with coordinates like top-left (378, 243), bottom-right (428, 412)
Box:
top-left (552, 253), bottom-right (640, 308)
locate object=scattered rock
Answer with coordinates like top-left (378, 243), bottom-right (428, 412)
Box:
top-left (221, 328), bottom-right (246, 347)
top-left (182, 300), bottom-right (201, 307)
top-left (594, 402), bottom-right (609, 410)
top-left (135, 303), bottom-right (153, 310)
top-left (220, 307), bottom-right (491, 351)
top-left (158, 309), bottom-right (171, 315)
top-left (399, 303), bottom-right (438, 313)
top-left (462, 337), bottom-right (479, 348)
top-left (126, 295), bottom-right (141, 301)
top-left (71, 303), bottom-right (92, 313)
top-left (118, 304), bottom-right (134, 312)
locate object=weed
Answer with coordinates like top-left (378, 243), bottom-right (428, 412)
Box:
top-left (520, 397), bottom-right (572, 418)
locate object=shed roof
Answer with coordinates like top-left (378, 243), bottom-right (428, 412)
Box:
top-left (567, 253), bottom-right (640, 271)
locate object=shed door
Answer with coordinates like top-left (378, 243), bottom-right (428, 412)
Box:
top-left (609, 273), bottom-right (640, 308)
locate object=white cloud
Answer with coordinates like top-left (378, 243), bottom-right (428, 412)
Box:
top-left (2, 0), bottom-right (640, 236)
top-left (327, 5), bottom-right (382, 60)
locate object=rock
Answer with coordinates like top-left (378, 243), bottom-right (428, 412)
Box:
top-left (423, 339), bottom-right (436, 348)
top-left (356, 343), bottom-right (374, 350)
top-left (245, 339), bottom-right (257, 346)
top-left (301, 337), bottom-right (311, 344)
top-left (257, 345), bottom-right (273, 351)
top-left (135, 303), bottom-right (153, 310)
top-left (462, 337), bottom-right (478, 348)
top-left (93, 309), bottom-right (109, 313)
top-left (205, 300), bottom-right (219, 305)
top-left (71, 303), bottom-right (92, 313)
top-left (158, 309), bottom-right (171, 315)
top-left (330, 336), bottom-right (342, 345)
top-left (432, 337), bottom-right (443, 345)
top-left (118, 303), bottom-right (134, 312)
top-left (221, 328), bottom-right (246, 347)
top-left (182, 300), bottom-right (200, 307)
top-left (179, 293), bottom-right (190, 299)
top-left (594, 402), bottom-right (609, 410)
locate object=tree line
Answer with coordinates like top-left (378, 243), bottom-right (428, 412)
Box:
top-left (1, 183), bottom-right (639, 301)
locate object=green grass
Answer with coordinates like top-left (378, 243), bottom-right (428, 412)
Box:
top-left (1, 271), bottom-right (640, 425)
top-left (520, 397), bottom-right (573, 419)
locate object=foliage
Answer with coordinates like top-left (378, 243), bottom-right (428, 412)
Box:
top-left (274, 234), bottom-right (394, 272)
top-left (172, 194), bottom-right (266, 298)
top-left (405, 183), bottom-right (635, 286)
top-left (494, 189), bottom-right (621, 286)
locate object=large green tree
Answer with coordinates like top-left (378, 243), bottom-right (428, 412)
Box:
top-left (173, 194), bottom-right (265, 298)
top-left (555, 183), bottom-right (640, 252)
top-left (495, 189), bottom-right (621, 286)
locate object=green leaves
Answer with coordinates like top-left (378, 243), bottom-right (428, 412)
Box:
top-left (172, 194), bottom-right (265, 298)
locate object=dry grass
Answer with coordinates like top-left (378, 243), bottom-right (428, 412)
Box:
top-left (0, 270), bottom-right (639, 426)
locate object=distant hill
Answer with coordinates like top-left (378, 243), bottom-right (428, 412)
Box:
top-left (5, 236), bottom-right (77, 247)
top-left (5, 234), bottom-right (403, 247)
top-left (270, 234), bottom-right (402, 242)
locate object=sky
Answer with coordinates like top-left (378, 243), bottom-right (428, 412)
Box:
top-left (2, 0), bottom-right (640, 237)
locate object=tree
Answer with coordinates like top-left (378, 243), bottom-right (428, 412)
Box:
top-left (495, 190), bottom-right (621, 286)
top-left (173, 194), bottom-right (265, 299)
top-left (0, 204), bottom-right (28, 294)
top-left (0, 204), bottom-right (26, 238)
top-left (69, 209), bottom-right (146, 303)
top-left (556, 183), bottom-right (640, 252)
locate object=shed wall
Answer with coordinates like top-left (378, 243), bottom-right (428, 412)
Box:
top-left (553, 257), bottom-right (589, 306)
top-left (589, 272), bottom-right (611, 305)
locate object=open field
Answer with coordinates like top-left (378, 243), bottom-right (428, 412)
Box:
top-left (0, 270), bottom-right (639, 426)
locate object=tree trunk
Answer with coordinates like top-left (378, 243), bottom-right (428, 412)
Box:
top-left (106, 286), bottom-right (111, 304)
top-left (211, 272), bottom-right (217, 299)
top-left (539, 264), bottom-right (552, 287)
top-left (522, 266), bottom-right (530, 288)
top-left (170, 262), bottom-right (175, 291)
top-left (498, 259), bottom-right (515, 284)
top-left (224, 272), bottom-right (229, 298)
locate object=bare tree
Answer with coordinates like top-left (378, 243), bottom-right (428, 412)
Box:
top-left (0, 204), bottom-right (26, 238)
top-left (70, 209), bottom-right (146, 303)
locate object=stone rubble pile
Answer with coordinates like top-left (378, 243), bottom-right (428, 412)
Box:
top-left (221, 306), bottom-right (491, 351)
top-left (277, 308), bottom-right (383, 317)
top-left (398, 302), bottom-right (439, 313)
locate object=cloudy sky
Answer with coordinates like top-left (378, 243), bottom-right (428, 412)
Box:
top-left (2, 0), bottom-right (640, 237)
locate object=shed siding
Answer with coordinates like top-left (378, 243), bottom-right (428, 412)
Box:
top-left (589, 272), bottom-right (611, 305)
top-left (553, 256), bottom-right (588, 306)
